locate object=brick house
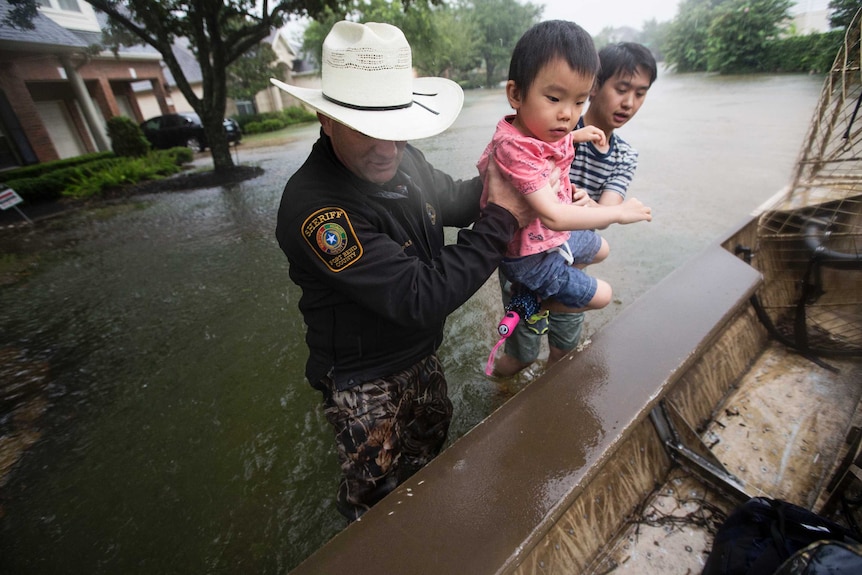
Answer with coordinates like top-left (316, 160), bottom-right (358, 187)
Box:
top-left (0, 0), bottom-right (173, 169)
top-left (133, 26), bottom-right (318, 120)
top-left (240, 27), bottom-right (320, 117)
top-left (0, 0), bottom-right (318, 170)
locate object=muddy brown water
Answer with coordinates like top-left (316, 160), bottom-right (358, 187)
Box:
top-left (0, 71), bottom-right (823, 574)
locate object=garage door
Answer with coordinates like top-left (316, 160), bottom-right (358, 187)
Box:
top-left (35, 100), bottom-right (87, 159)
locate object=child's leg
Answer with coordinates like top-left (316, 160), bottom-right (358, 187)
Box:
top-left (522, 257), bottom-right (605, 312)
top-left (568, 231), bottom-right (606, 269)
top-left (588, 278), bottom-right (612, 310)
top-left (493, 268), bottom-right (542, 378)
top-left (590, 237), bottom-right (610, 266)
top-left (546, 310), bottom-right (585, 367)
top-left (547, 276), bottom-right (611, 312)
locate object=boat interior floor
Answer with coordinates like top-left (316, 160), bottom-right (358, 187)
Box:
top-left (587, 343), bottom-right (862, 575)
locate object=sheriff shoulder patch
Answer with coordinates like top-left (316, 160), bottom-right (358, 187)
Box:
top-left (301, 207), bottom-right (363, 272)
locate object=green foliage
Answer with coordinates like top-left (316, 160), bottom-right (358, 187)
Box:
top-left (62, 152), bottom-right (182, 199)
top-left (704, 0), bottom-right (793, 74)
top-left (5, 157), bottom-right (125, 202)
top-left (237, 111), bottom-right (282, 129)
top-left (227, 43), bottom-right (288, 104)
top-left (235, 107), bottom-right (316, 134)
top-left (664, 0), bottom-right (724, 72)
top-left (828, 0), bottom-right (860, 31)
top-left (244, 119), bottom-right (286, 134)
top-left (281, 106), bottom-right (317, 123)
top-left (3, 0), bottom-right (37, 29)
top-left (302, 11), bottom-right (339, 69)
top-left (4, 173), bottom-right (68, 203)
top-left (106, 116), bottom-right (151, 157)
top-left (0, 151), bottom-right (114, 183)
top-left (419, 6), bottom-right (481, 77)
top-left (760, 30), bottom-right (843, 73)
top-left (5, 150), bottom-right (192, 203)
top-left (661, 0), bottom-right (835, 74)
top-left (164, 146), bottom-right (195, 165)
top-left (638, 19), bottom-right (672, 61)
top-left (467, 0), bottom-right (543, 87)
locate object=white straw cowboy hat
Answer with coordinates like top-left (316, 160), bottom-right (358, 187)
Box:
top-left (271, 21), bottom-right (463, 141)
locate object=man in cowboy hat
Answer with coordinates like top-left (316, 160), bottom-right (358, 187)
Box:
top-left (272, 21), bottom-right (543, 521)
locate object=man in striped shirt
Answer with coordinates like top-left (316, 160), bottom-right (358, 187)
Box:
top-left (494, 42), bottom-right (657, 378)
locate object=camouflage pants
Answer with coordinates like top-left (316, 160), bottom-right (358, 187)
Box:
top-left (320, 354), bottom-right (453, 521)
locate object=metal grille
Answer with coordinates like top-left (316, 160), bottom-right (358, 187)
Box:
top-left (754, 9), bottom-right (862, 356)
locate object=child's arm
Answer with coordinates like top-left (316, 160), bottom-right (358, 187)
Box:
top-left (527, 183), bottom-right (651, 231)
top-left (571, 125), bottom-right (607, 148)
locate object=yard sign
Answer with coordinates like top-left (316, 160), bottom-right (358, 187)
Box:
top-left (0, 185), bottom-right (33, 224)
top-left (0, 185), bottom-right (23, 210)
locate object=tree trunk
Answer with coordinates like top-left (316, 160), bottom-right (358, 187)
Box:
top-left (202, 119), bottom-right (235, 173)
top-left (485, 60), bottom-right (497, 89)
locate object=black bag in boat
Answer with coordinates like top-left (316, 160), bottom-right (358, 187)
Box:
top-left (702, 497), bottom-right (857, 575)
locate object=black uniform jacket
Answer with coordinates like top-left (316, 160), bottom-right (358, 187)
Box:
top-left (276, 132), bottom-right (518, 391)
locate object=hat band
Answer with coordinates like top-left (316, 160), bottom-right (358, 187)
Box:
top-left (323, 93), bottom-right (412, 111)
top-left (322, 93), bottom-right (441, 116)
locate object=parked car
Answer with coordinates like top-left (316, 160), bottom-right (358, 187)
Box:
top-left (139, 112), bottom-right (242, 152)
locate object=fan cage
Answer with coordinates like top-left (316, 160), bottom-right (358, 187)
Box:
top-left (753, 9), bottom-right (862, 355)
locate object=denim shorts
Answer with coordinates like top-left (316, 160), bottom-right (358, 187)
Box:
top-left (500, 230), bottom-right (601, 309)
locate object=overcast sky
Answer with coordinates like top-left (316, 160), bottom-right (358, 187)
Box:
top-left (286, 1), bottom-right (829, 39)
top-left (282, 1), bottom-right (682, 40)
top-left (537, 0), bottom-right (681, 34)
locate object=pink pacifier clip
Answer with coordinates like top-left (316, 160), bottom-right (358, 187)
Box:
top-left (484, 311), bottom-right (521, 376)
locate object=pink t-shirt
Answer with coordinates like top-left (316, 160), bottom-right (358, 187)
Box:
top-left (478, 115), bottom-right (573, 258)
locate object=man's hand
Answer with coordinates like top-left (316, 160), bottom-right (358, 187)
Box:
top-left (485, 158), bottom-right (546, 227)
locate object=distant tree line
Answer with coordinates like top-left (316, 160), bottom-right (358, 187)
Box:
top-left (301, 0), bottom-right (543, 88)
top-left (301, 0), bottom-right (858, 82)
top-left (643, 0), bottom-right (853, 74)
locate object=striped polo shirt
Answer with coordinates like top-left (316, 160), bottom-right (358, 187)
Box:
top-left (569, 117), bottom-right (638, 202)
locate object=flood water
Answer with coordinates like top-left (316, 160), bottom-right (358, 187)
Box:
top-left (0, 70), bottom-right (824, 573)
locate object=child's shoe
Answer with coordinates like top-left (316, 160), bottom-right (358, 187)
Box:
top-left (526, 310), bottom-right (549, 335)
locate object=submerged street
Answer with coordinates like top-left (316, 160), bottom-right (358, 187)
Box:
top-left (0, 71), bottom-right (824, 573)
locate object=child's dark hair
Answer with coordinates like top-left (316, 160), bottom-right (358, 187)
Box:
top-left (508, 20), bottom-right (599, 97)
top-left (596, 42), bottom-right (658, 87)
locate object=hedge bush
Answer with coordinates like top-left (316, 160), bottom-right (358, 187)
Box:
top-left (3, 172), bottom-right (68, 203)
top-left (243, 118), bottom-right (286, 134)
top-left (236, 106), bottom-right (316, 132)
top-left (63, 152), bottom-right (184, 199)
top-left (164, 146), bottom-right (194, 165)
top-left (107, 116), bottom-right (151, 157)
top-left (281, 106), bottom-right (316, 123)
top-left (5, 148), bottom-right (192, 203)
top-left (761, 30), bottom-right (844, 74)
top-left (0, 151), bottom-right (114, 183)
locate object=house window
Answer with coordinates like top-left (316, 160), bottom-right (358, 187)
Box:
top-left (38, 0), bottom-right (82, 11)
top-left (36, 0), bottom-right (100, 32)
top-left (57, 0), bottom-right (81, 11)
top-left (235, 100), bottom-right (255, 116)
